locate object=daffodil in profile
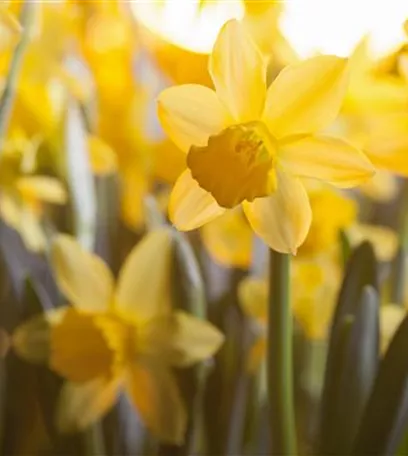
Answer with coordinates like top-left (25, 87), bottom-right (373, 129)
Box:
top-left (158, 19), bottom-right (374, 254)
top-left (12, 229), bottom-right (224, 444)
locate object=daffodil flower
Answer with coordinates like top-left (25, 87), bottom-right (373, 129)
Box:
top-left (158, 19), bottom-right (374, 254)
top-left (12, 229), bottom-right (224, 444)
top-left (0, 134), bottom-right (67, 251)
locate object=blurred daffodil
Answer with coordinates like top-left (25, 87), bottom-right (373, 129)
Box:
top-left (0, 131), bottom-right (67, 251)
top-left (12, 229), bottom-right (223, 443)
top-left (239, 255), bottom-right (340, 370)
top-left (158, 19), bottom-right (374, 254)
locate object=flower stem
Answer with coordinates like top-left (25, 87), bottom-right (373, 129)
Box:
top-left (268, 250), bottom-right (297, 455)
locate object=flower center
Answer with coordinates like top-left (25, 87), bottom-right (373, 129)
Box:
top-left (187, 121), bottom-right (277, 208)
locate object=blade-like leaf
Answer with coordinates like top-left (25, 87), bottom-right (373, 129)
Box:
top-left (319, 243), bottom-right (378, 453)
top-left (320, 286), bottom-right (379, 454)
top-left (352, 314), bottom-right (408, 455)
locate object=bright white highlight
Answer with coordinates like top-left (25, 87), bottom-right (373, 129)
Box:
top-left (131, 0), bottom-right (245, 54)
top-left (281, 0), bottom-right (408, 58)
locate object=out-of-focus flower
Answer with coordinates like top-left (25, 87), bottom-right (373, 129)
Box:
top-left (0, 3), bottom-right (82, 137)
top-left (158, 19), bottom-right (374, 254)
top-left (87, 135), bottom-right (117, 176)
top-left (239, 254), bottom-right (340, 370)
top-left (201, 207), bottom-right (252, 269)
top-left (12, 229), bottom-right (223, 443)
top-left (0, 5), bottom-right (21, 51)
top-left (0, 131), bottom-right (67, 251)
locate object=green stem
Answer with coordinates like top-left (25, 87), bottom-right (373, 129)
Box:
top-left (268, 250), bottom-right (297, 455)
top-left (0, 1), bottom-right (35, 150)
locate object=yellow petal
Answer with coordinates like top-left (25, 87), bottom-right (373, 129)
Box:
top-left (263, 56), bottom-right (349, 138)
top-left (16, 176), bottom-right (67, 204)
top-left (346, 224), bottom-right (398, 262)
top-left (56, 377), bottom-right (119, 433)
top-left (280, 135), bottom-right (375, 188)
top-left (125, 363), bottom-right (187, 445)
top-left (380, 305), bottom-right (406, 354)
top-left (19, 209), bottom-right (47, 252)
top-left (238, 277), bottom-right (268, 323)
top-left (359, 171), bottom-right (398, 203)
top-left (12, 315), bottom-right (51, 364)
top-left (244, 172), bottom-right (312, 254)
top-left (50, 308), bottom-right (115, 382)
top-left (201, 208), bottom-right (253, 269)
top-left (51, 235), bottom-right (114, 312)
top-left (157, 84), bottom-right (230, 153)
top-left (209, 19), bottom-right (266, 122)
top-left (247, 337), bottom-right (266, 372)
top-left (121, 165), bottom-right (148, 230)
top-left (398, 53), bottom-right (408, 82)
top-left (138, 311), bottom-right (224, 367)
top-left (88, 135), bottom-right (117, 175)
top-left (0, 194), bottom-right (20, 230)
top-left (115, 228), bottom-right (172, 322)
top-left (169, 169), bottom-right (225, 231)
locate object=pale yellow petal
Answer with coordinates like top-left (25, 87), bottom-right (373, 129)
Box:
top-left (247, 337), bottom-right (266, 372)
top-left (359, 171), bottom-right (398, 203)
top-left (126, 363), bottom-right (187, 445)
top-left (51, 235), bottom-right (114, 312)
top-left (56, 377), bottom-right (119, 433)
top-left (244, 172), bottom-right (312, 254)
top-left (115, 228), bottom-right (173, 322)
top-left (263, 56), bottom-right (349, 138)
top-left (20, 209), bottom-right (47, 252)
top-left (16, 176), bottom-right (67, 204)
top-left (12, 315), bottom-right (51, 364)
top-left (238, 277), bottom-right (268, 323)
top-left (280, 135), bottom-right (375, 188)
top-left (138, 311), bottom-right (224, 367)
top-left (88, 135), bottom-right (117, 175)
top-left (157, 84), bottom-right (230, 153)
top-left (398, 53), bottom-right (408, 82)
top-left (169, 169), bottom-right (226, 231)
top-left (209, 19), bottom-right (266, 122)
top-left (346, 224), bottom-right (398, 262)
top-left (0, 194), bottom-right (20, 229)
top-left (380, 304), bottom-right (406, 354)
top-left (201, 208), bottom-right (253, 268)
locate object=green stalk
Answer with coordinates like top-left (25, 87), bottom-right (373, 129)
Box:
top-left (268, 250), bottom-right (297, 455)
top-left (0, 1), bottom-right (35, 150)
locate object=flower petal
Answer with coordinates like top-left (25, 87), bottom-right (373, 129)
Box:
top-left (201, 208), bottom-right (253, 269)
top-left (50, 308), bottom-right (115, 382)
top-left (263, 56), bottom-right (349, 138)
top-left (238, 277), bottom-right (268, 323)
top-left (169, 169), bottom-right (226, 231)
top-left (209, 19), bottom-right (266, 122)
top-left (280, 135), bottom-right (375, 187)
top-left (126, 362), bottom-right (187, 445)
top-left (116, 228), bottom-right (173, 322)
top-left (157, 84), bottom-right (230, 153)
top-left (16, 176), bottom-right (67, 204)
top-left (138, 311), bottom-right (224, 367)
top-left (51, 235), bottom-right (114, 312)
top-left (20, 209), bottom-right (47, 252)
top-left (346, 223), bottom-right (398, 262)
top-left (244, 172), bottom-right (311, 254)
top-left (88, 135), bottom-right (117, 175)
top-left (56, 377), bottom-right (119, 433)
top-left (12, 314), bottom-right (51, 364)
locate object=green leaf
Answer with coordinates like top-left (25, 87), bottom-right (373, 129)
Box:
top-left (319, 242), bottom-right (378, 454)
top-left (352, 313), bottom-right (408, 455)
top-left (319, 286), bottom-right (379, 454)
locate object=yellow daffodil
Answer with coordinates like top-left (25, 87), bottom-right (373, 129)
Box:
top-left (12, 229), bottom-right (223, 443)
top-left (0, 132), bottom-right (67, 251)
top-left (158, 19), bottom-right (374, 254)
